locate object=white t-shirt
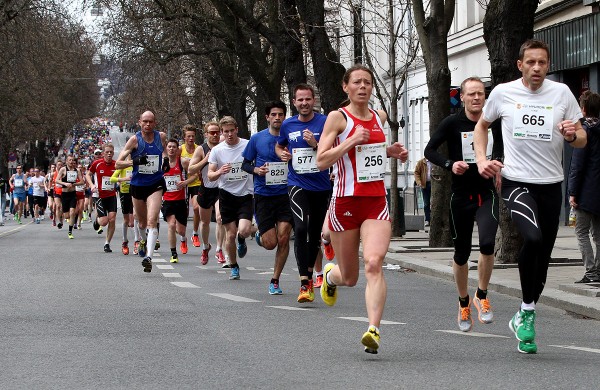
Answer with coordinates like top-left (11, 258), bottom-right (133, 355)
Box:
top-left (483, 78), bottom-right (582, 184)
top-left (30, 176), bottom-right (46, 197)
top-left (208, 138), bottom-right (253, 196)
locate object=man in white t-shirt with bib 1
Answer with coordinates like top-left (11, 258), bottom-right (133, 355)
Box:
top-left (474, 39), bottom-right (587, 354)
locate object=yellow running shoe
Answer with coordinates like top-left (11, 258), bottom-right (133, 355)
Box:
top-left (361, 326), bottom-right (380, 354)
top-left (308, 279), bottom-right (315, 301)
top-left (297, 284), bottom-right (313, 303)
top-left (320, 263), bottom-right (337, 306)
top-left (170, 255), bottom-right (179, 263)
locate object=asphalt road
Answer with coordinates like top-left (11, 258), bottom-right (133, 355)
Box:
top-left (1, 212), bottom-right (600, 389)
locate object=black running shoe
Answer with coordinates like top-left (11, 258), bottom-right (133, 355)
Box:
top-left (142, 257), bottom-right (152, 273)
top-left (104, 244), bottom-right (112, 253)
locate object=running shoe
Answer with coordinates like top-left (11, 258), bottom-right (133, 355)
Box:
top-left (297, 284), bottom-right (313, 303)
top-left (518, 340), bottom-right (538, 354)
top-left (17, 216), bottom-right (22, 224)
top-left (68, 232), bottom-right (74, 239)
top-left (170, 254), bottom-right (179, 263)
top-left (255, 231), bottom-right (262, 247)
top-left (229, 266), bottom-right (240, 280)
top-left (308, 279), bottom-right (315, 301)
top-left (509, 309), bottom-right (536, 342)
top-left (97, 226), bottom-right (103, 234)
top-left (52, 220), bottom-right (56, 227)
top-left (320, 263), bottom-right (337, 306)
top-left (93, 219), bottom-right (99, 231)
top-left (104, 243), bottom-right (112, 253)
top-left (361, 326), bottom-right (380, 354)
top-left (192, 234), bottom-right (201, 247)
top-left (35, 218), bottom-right (40, 224)
top-left (473, 295), bottom-right (494, 324)
top-left (322, 240), bottom-right (335, 261)
top-left (122, 241), bottom-right (129, 255)
top-left (269, 282), bottom-right (283, 295)
top-left (57, 222), bottom-right (63, 229)
top-left (180, 239), bottom-right (188, 254)
top-left (314, 274), bottom-right (323, 288)
top-left (457, 300), bottom-right (473, 332)
top-left (154, 240), bottom-right (160, 251)
top-left (133, 240), bottom-right (140, 255)
top-left (215, 249), bottom-right (226, 264)
top-left (138, 240), bottom-right (147, 257)
top-left (200, 243), bottom-right (212, 265)
top-left (142, 257), bottom-right (152, 273)
top-left (237, 236), bottom-right (247, 258)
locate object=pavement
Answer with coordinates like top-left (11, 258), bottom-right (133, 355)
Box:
top-left (384, 224), bottom-right (600, 320)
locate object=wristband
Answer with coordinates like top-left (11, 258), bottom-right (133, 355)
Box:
top-left (566, 134), bottom-right (577, 144)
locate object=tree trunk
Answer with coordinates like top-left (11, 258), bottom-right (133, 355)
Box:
top-left (279, 0), bottom-right (307, 115)
top-left (413, 0), bottom-right (455, 247)
top-left (483, 0), bottom-right (538, 263)
top-left (296, 0), bottom-right (346, 113)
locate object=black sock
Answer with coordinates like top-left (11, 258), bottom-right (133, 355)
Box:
top-left (171, 248), bottom-right (177, 256)
top-left (459, 295), bottom-right (470, 308)
top-left (270, 278), bottom-right (278, 285)
top-left (476, 288), bottom-right (487, 300)
top-left (237, 234), bottom-right (245, 244)
top-left (232, 263), bottom-right (239, 269)
top-left (69, 225), bottom-right (73, 233)
top-left (301, 279), bottom-right (309, 286)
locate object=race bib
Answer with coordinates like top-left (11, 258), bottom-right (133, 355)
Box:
top-left (138, 155), bottom-right (160, 174)
top-left (33, 182), bottom-right (40, 190)
top-left (292, 148), bottom-right (318, 174)
top-left (14, 178), bottom-right (23, 187)
top-left (356, 142), bottom-right (387, 183)
top-left (513, 103), bottom-right (554, 141)
top-left (101, 176), bottom-right (113, 191)
top-left (164, 175), bottom-right (180, 192)
top-left (125, 170), bottom-right (132, 178)
top-left (461, 130), bottom-right (494, 163)
top-left (265, 162), bottom-right (288, 185)
top-left (226, 162), bottom-right (248, 182)
top-left (76, 185), bottom-right (85, 192)
top-left (66, 171), bottom-right (77, 183)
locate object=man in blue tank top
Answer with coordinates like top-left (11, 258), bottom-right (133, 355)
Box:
top-left (116, 110), bottom-right (168, 273)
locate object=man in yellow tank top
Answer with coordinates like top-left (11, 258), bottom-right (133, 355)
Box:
top-left (180, 125), bottom-right (202, 251)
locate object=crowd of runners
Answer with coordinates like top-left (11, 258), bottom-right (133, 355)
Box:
top-left (1, 39), bottom-right (593, 356)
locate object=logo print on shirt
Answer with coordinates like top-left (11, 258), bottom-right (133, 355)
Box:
top-left (343, 211), bottom-right (352, 217)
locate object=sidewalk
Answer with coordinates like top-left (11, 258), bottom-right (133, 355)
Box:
top-left (384, 224), bottom-right (600, 320)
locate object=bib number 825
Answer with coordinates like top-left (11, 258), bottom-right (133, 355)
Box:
top-left (522, 114), bottom-right (545, 126)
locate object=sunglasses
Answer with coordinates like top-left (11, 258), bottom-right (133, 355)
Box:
top-left (207, 131), bottom-right (220, 135)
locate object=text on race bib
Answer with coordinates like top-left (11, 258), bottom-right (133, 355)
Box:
top-left (164, 175), bottom-right (180, 192)
top-left (356, 142), bottom-right (387, 183)
top-left (461, 130), bottom-right (494, 163)
top-left (513, 103), bottom-right (554, 142)
top-left (14, 179), bottom-right (23, 187)
top-left (101, 176), bottom-right (113, 191)
top-left (292, 147), bottom-right (318, 174)
top-left (226, 162), bottom-right (248, 182)
top-left (66, 171), bottom-right (77, 183)
top-left (265, 162), bottom-right (288, 185)
top-left (138, 155), bottom-right (160, 174)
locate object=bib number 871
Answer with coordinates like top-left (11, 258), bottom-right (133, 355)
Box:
top-left (364, 155), bottom-right (383, 167)
top-left (522, 114), bottom-right (545, 126)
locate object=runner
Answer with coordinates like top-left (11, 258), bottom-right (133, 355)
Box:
top-left (29, 168), bottom-right (46, 224)
top-left (52, 160), bottom-right (64, 228)
top-left (474, 39), bottom-right (587, 354)
top-left (188, 121), bottom-right (226, 265)
top-left (316, 64), bottom-right (408, 353)
top-left (56, 155), bottom-right (85, 239)
top-left (110, 156), bottom-right (135, 255)
top-left (275, 83), bottom-right (331, 303)
top-left (207, 116), bottom-right (254, 280)
top-left (87, 144), bottom-right (118, 252)
top-left (425, 76), bottom-right (502, 332)
top-left (163, 139), bottom-right (193, 263)
top-left (179, 125), bottom-right (202, 250)
top-left (45, 164), bottom-right (56, 224)
top-left (242, 100), bottom-right (293, 294)
top-left (9, 165), bottom-right (27, 224)
top-left (116, 110), bottom-right (168, 273)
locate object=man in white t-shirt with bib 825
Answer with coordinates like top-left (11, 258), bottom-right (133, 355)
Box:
top-left (474, 39), bottom-right (587, 354)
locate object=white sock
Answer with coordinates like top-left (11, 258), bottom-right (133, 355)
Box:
top-left (216, 246), bottom-right (221, 252)
top-left (193, 230), bottom-right (198, 235)
top-left (147, 227), bottom-right (158, 257)
top-left (180, 236), bottom-right (186, 242)
top-left (134, 220), bottom-right (141, 241)
top-left (316, 271), bottom-right (323, 277)
top-left (521, 302), bottom-right (535, 311)
top-left (122, 222), bottom-right (128, 242)
top-left (326, 271), bottom-right (336, 287)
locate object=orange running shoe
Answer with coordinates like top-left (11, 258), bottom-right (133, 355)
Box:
top-left (200, 243), bottom-right (212, 265)
top-left (297, 284), bottom-right (314, 303)
top-left (322, 240), bottom-right (335, 261)
top-left (314, 274), bottom-right (323, 288)
top-left (180, 239), bottom-right (188, 254)
top-left (122, 241), bottom-right (129, 256)
top-left (192, 234), bottom-right (201, 247)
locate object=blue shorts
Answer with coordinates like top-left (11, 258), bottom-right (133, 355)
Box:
top-left (13, 192), bottom-right (26, 202)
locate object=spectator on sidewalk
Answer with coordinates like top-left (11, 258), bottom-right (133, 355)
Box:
top-left (414, 157), bottom-right (432, 226)
top-left (568, 91), bottom-right (600, 283)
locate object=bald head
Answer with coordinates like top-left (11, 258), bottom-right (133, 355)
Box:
top-left (139, 111), bottom-right (156, 133)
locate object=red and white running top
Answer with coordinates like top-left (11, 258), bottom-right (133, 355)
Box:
top-left (332, 107), bottom-right (387, 198)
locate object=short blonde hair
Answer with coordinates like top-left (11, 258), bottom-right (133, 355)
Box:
top-left (219, 116), bottom-right (237, 129)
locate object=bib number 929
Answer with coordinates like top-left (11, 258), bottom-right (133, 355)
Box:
top-left (522, 114), bottom-right (545, 126)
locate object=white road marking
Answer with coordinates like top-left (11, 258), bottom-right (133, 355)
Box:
top-left (339, 317), bottom-right (406, 325)
top-left (247, 267), bottom-right (257, 271)
top-left (266, 306), bottom-right (313, 311)
top-left (152, 258), bottom-right (167, 263)
top-left (257, 272), bottom-right (290, 276)
top-left (156, 265), bottom-right (174, 270)
top-left (435, 330), bottom-right (509, 338)
top-left (162, 273), bottom-right (181, 278)
top-left (207, 293), bottom-right (260, 303)
top-left (171, 282), bottom-right (200, 288)
top-left (549, 345), bottom-right (600, 354)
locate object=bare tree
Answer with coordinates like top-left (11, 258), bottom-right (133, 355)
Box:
top-left (413, 0), bottom-right (455, 246)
